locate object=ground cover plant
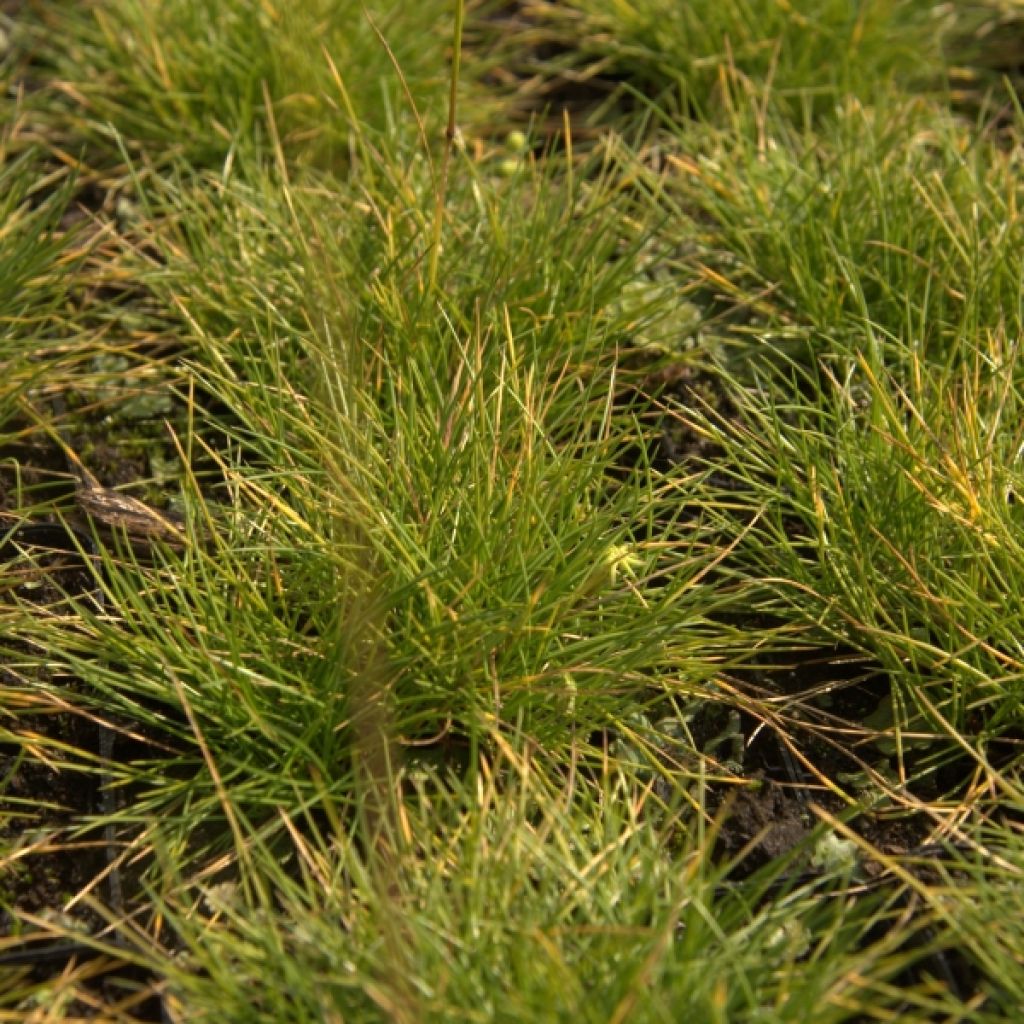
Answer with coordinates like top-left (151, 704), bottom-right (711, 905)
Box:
top-left (3, 0), bottom-right (1024, 1020)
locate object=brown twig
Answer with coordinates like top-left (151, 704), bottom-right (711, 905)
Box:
top-left (21, 398), bottom-right (186, 545)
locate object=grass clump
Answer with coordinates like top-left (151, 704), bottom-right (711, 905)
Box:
top-left (153, 744), bottom-right (962, 1024)
top-left (500, 0), bottom-right (956, 128)
top-left (33, 142), bottom-right (742, 877)
top-left (28, 0), bottom-right (479, 170)
top-left (678, 335), bottom-right (1024, 738)
top-left (643, 85), bottom-right (1024, 747)
top-left (644, 92), bottom-right (1024, 364)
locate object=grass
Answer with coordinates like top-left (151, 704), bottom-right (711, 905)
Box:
top-left (25, 0), bottom-right (469, 170)
top-left (513, 0), bottom-right (958, 125)
top-left (3, 0), bottom-right (1024, 1020)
